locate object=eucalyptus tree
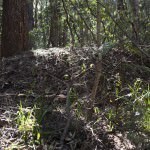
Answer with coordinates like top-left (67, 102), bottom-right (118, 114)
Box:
top-left (0, 0), bottom-right (2, 55)
top-left (1, 0), bottom-right (29, 57)
top-left (129, 0), bottom-right (140, 43)
top-left (48, 0), bottom-right (62, 47)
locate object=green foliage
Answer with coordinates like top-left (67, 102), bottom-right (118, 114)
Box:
top-left (5, 143), bottom-right (24, 150)
top-left (106, 78), bottom-right (150, 132)
top-left (100, 42), bottom-right (116, 56)
top-left (16, 102), bottom-right (41, 144)
top-left (29, 27), bottom-right (49, 49)
top-left (107, 109), bottom-right (116, 131)
top-left (69, 88), bottom-right (78, 105)
top-left (115, 73), bottom-right (122, 98)
top-left (81, 63), bottom-right (86, 73)
top-left (94, 107), bottom-right (101, 115)
top-left (75, 100), bottom-right (83, 118)
top-left (30, 0), bottom-right (149, 50)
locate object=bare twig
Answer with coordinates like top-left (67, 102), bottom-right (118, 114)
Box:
top-left (60, 83), bottom-right (72, 148)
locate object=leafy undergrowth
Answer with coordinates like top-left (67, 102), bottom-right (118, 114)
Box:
top-left (0, 47), bottom-right (149, 150)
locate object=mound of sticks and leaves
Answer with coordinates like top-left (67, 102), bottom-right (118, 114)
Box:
top-left (0, 47), bottom-right (150, 150)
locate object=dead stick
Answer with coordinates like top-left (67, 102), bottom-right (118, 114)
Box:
top-left (60, 83), bottom-right (72, 148)
top-left (87, 56), bottom-right (102, 121)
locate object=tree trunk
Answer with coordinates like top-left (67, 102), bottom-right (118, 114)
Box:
top-left (0, 0), bottom-right (3, 56)
top-left (47, 0), bottom-right (60, 47)
top-left (62, 0), bottom-right (74, 50)
top-left (27, 0), bottom-right (34, 31)
top-left (97, 0), bottom-right (101, 47)
top-left (130, 0), bottom-right (140, 43)
top-left (1, 0), bottom-right (29, 57)
top-left (79, 19), bottom-right (84, 47)
top-left (34, 0), bottom-right (39, 28)
top-left (117, 0), bottom-right (125, 48)
top-left (62, 21), bottom-right (68, 47)
top-left (27, 0), bottom-right (34, 49)
top-left (117, 0), bottom-right (124, 10)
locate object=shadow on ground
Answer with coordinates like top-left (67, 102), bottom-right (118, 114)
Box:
top-left (0, 48), bottom-right (149, 149)
top-left (0, 49), bottom-right (117, 150)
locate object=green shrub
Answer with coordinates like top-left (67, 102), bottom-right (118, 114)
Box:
top-left (106, 78), bottom-right (150, 132)
top-left (16, 102), bottom-right (41, 144)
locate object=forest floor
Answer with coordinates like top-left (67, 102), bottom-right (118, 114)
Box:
top-left (0, 47), bottom-right (150, 150)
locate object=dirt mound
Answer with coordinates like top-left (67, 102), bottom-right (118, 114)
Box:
top-left (0, 48), bottom-right (149, 149)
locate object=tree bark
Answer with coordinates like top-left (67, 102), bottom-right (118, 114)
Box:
top-left (47, 0), bottom-right (60, 47)
top-left (1, 0), bottom-right (29, 57)
top-left (97, 0), bottom-right (101, 47)
top-left (130, 0), bottom-right (140, 43)
top-left (27, 0), bottom-right (34, 49)
top-left (0, 0), bottom-right (3, 56)
top-left (62, 0), bottom-right (74, 50)
top-left (34, 0), bottom-right (39, 28)
top-left (117, 0), bottom-right (125, 48)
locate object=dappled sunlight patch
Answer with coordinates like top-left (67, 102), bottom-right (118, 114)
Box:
top-left (31, 48), bottom-right (69, 57)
